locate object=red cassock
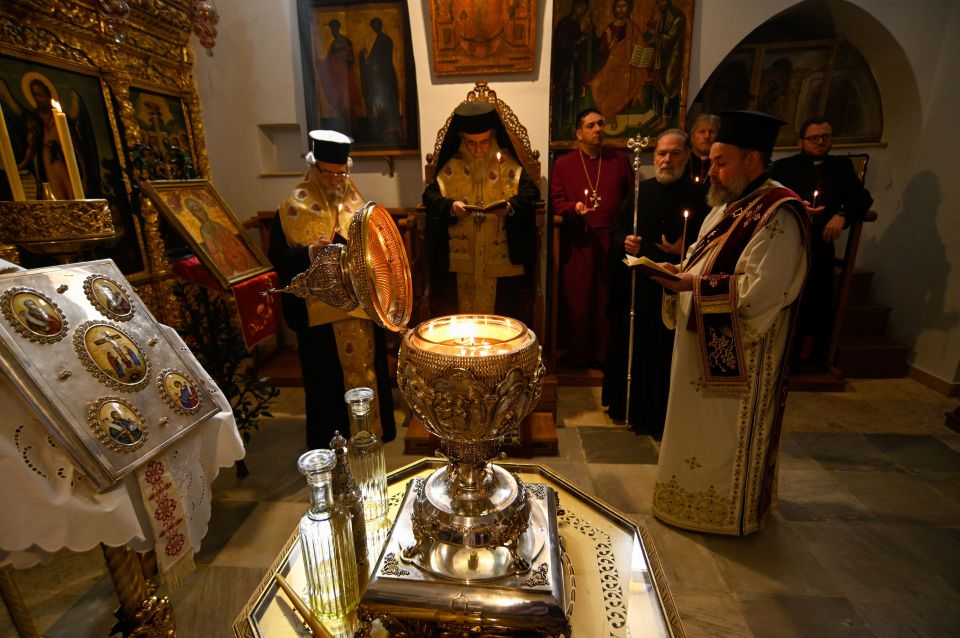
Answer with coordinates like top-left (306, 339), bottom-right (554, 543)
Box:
top-left (549, 147), bottom-right (633, 367)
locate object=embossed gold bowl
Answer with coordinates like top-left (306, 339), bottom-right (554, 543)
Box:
top-left (396, 314), bottom-right (545, 579)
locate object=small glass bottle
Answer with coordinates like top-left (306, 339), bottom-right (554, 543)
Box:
top-left (345, 387), bottom-right (389, 523)
top-left (296, 449), bottom-right (360, 619)
top-left (329, 430), bottom-right (368, 568)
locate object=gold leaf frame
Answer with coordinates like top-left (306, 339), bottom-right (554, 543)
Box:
top-left (140, 179), bottom-right (272, 289)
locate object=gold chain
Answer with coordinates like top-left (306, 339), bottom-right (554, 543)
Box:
top-left (578, 148), bottom-right (603, 208)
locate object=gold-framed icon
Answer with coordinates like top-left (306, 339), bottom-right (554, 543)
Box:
top-left (83, 274), bottom-right (135, 321)
top-left (1, 286), bottom-right (68, 344)
top-left (88, 396), bottom-right (148, 453)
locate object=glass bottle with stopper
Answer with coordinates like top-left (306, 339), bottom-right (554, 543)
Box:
top-left (328, 430), bottom-right (368, 569)
top-left (345, 388), bottom-right (389, 524)
top-left (296, 449), bottom-right (360, 618)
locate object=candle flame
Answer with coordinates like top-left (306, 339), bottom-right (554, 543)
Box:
top-left (813, 190), bottom-right (819, 197)
top-left (683, 209), bottom-right (689, 219)
top-left (51, 99), bottom-right (63, 113)
top-left (694, 176), bottom-right (700, 183)
top-left (496, 151), bottom-right (501, 162)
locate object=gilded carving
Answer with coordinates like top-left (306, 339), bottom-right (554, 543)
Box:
top-left (0, 200), bottom-right (114, 244)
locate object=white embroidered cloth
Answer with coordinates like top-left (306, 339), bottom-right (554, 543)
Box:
top-left (0, 324), bottom-right (245, 569)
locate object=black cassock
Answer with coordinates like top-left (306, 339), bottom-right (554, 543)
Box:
top-left (602, 175), bottom-right (708, 438)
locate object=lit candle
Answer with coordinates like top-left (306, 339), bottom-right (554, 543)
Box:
top-left (694, 176), bottom-right (700, 183)
top-left (680, 209), bottom-right (690, 268)
top-left (50, 100), bottom-right (84, 199)
top-left (0, 105), bottom-right (25, 201)
top-left (812, 189), bottom-right (819, 207)
top-left (419, 315), bottom-right (524, 357)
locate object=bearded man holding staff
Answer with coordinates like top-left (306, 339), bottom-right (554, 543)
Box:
top-left (648, 111), bottom-right (810, 536)
top-left (422, 101), bottom-right (539, 324)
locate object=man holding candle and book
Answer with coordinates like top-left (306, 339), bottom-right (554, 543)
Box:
top-left (422, 101), bottom-right (539, 325)
top-left (647, 111), bottom-right (809, 535)
top-left (602, 128), bottom-right (707, 437)
top-left (549, 108), bottom-right (632, 369)
top-left (770, 116), bottom-right (873, 371)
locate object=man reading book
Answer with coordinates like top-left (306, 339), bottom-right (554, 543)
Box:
top-left (422, 101), bottom-right (539, 323)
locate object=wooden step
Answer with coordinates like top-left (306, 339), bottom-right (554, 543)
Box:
top-left (840, 301), bottom-right (891, 337)
top-left (554, 363), bottom-right (603, 387)
top-left (403, 411), bottom-right (558, 458)
top-left (836, 336), bottom-right (910, 378)
top-left (837, 268), bottom-right (875, 303)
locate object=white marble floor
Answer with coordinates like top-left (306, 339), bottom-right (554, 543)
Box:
top-left (2, 378), bottom-right (958, 637)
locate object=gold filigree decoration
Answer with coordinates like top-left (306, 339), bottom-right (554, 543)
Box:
top-left (559, 509), bottom-right (625, 631)
top-left (707, 326), bottom-right (738, 372)
top-left (653, 476), bottom-right (734, 530)
top-left (521, 562), bottom-right (549, 588)
top-left (0, 200), bottom-right (114, 244)
top-left (1, 286), bottom-right (69, 344)
top-left (380, 552), bottom-right (410, 577)
top-left (87, 395), bottom-right (148, 453)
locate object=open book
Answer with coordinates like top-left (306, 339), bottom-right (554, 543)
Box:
top-left (623, 255), bottom-right (681, 280)
top-left (462, 199), bottom-right (510, 213)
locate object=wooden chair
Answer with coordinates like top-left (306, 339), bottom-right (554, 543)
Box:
top-left (421, 81), bottom-right (548, 345)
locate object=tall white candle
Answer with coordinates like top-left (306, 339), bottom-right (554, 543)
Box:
top-left (50, 99), bottom-right (84, 200)
top-left (0, 105), bottom-right (25, 201)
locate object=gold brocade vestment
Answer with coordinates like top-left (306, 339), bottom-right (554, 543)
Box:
top-left (437, 140), bottom-right (523, 313)
top-left (277, 173), bottom-right (385, 434)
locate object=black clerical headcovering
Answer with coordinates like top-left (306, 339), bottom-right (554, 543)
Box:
top-left (308, 129), bottom-right (352, 164)
top-left (453, 102), bottom-right (499, 135)
top-left (715, 110), bottom-right (785, 155)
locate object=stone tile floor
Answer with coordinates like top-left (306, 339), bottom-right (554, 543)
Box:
top-left (2, 378), bottom-right (957, 637)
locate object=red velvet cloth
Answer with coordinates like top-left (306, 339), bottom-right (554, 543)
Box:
top-left (172, 256), bottom-right (280, 348)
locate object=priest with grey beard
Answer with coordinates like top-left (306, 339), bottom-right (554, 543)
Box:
top-left (647, 110), bottom-right (810, 536)
top-left (601, 129), bottom-right (708, 438)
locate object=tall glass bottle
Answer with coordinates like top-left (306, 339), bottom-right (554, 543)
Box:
top-left (296, 449), bottom-right (360, 618)
top-left (345, 388), bottom-right (389, 523)
top-left (329, 430), bottom-right (368, 568)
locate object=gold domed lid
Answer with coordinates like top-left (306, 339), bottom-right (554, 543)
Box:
top-left (345, 202), bottom-right (412, 332)
top-left (270, 202), bottom-right (412, 333)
